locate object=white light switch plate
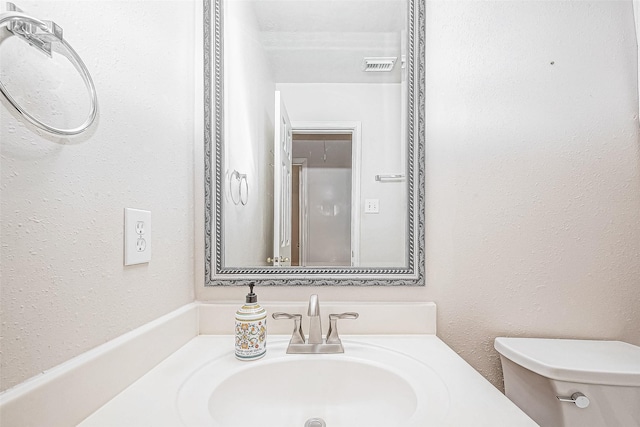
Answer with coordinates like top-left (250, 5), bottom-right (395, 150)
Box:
top-left (124, 208), bottom-right (151, 265)
top-left (364, 199), bottom-right (380, 214)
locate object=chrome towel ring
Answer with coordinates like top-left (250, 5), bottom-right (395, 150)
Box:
top-left (0, 3), bottom-right (97, 136)
top-left (227, 169), bottom-right (249, 206)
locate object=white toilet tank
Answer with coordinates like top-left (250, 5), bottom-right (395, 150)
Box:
top-left (495, 338), bottom-right (640, 427)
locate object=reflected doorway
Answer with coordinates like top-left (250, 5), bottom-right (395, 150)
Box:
top-left (291, 130), bottom-right (359, 267)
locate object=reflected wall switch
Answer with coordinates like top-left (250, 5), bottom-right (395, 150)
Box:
top-left (124, 208), bottom-right (151, 265)
top-left (364, 199), bottom-right (379, 214)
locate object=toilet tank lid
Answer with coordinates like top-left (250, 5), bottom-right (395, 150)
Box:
top-left (494, 338), bottom-right (640, 387)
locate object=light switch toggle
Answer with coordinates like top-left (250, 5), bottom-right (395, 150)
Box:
top-left (364, 199), bottom-right (379, 214)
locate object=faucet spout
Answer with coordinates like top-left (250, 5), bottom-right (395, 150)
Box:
top-left (307, 294), bottom-right (323, 344)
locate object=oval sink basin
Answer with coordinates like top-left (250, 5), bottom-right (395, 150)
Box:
top-left (211, 358), bottom-right (415, 425)
top-left (177, 339), bottom-right (450, 427)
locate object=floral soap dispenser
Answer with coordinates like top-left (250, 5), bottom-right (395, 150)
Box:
top-left (235, 284), bottom-right (267, 360)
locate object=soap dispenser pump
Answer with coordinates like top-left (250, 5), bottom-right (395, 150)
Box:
top-left (235, 284), bottom-right (267, 360)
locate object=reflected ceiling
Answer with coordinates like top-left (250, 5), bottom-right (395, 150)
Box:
top-left (248, 0), bottom-right (407, 83)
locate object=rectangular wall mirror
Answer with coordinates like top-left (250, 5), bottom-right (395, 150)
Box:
top-left (203, 0), bottom-right (425, 286)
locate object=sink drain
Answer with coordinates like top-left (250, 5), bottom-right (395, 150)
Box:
top-left (304, 417), bottom-right (326, 427)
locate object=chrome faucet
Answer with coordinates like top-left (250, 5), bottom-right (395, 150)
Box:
top-left (307, 294), bottom-right (323, 345)
top-left (272, 295), bottom-right (358, 354)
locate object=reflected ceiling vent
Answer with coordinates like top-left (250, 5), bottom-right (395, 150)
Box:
top-left (362, 57), bottom-right (397, 72)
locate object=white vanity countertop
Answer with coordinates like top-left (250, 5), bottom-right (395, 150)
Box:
top-left (80, 334), bottom-right (537, 427)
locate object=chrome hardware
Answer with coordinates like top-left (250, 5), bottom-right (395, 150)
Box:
top-left (307, 294), bottom-right (323, 344)
top-left (326, 312), bottom-right (359, 344)
top-left (557, 392), bottom-right (590, 409)
top-left (272, 295), bottom-right (358, 354)
top-left (375, 173), bottom-right (405, 182)
top-left (239, 174), bottom-right (248, 205)
top-left (228, 170), bottom-right (241, 205)
top-left (267, 256), bottom-right (289, 263)
top-left (227, 170), bottom-right (248, 206)
top-left (0, 3), bottom-right (98, 136)
top-left (304, 418), bottom-right (326, 427)
top-left (6, 3), bottom-right (62, 57)
top-left (271, 312), bottom-right (305, 344)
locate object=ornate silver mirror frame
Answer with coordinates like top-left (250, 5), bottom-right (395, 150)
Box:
top-left (203, 0), bottom-right (425, 286)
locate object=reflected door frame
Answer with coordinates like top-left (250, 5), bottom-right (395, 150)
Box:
top-left (292, 158), bottom-right (308, 266)
top-left (291, 121), bottom-right (362, 267)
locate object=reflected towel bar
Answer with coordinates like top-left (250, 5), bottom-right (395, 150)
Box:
top-left (375, 174), bottom-right (405, 182)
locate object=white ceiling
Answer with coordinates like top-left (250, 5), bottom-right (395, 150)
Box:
top-left (247, 0), bottom-right (407, 83)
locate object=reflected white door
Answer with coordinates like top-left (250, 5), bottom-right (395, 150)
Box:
top-left (272, 91), bottom-right (292, 267)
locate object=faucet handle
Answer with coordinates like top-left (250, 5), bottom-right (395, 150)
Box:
top-left (272, 312), bottom-right (305, 344)
top-left (326, 312), bottom-right (359, 344)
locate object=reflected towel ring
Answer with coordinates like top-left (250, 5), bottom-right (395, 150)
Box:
top-left (239, 174), bottom-right (248, 206)
top-left (229, 170), bottom-right (241, 205)
top-left (227, 169), bottom-right (248, 206)
top-left (0, 6), bottom-right (98, 136)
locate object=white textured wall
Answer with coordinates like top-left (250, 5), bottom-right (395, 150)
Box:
top-left (0, 1), bottom-right (196, 392)
top-left (223, 0), bottom-right (275, 266)
top-left (200, 0), bottom-right (640, 390)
